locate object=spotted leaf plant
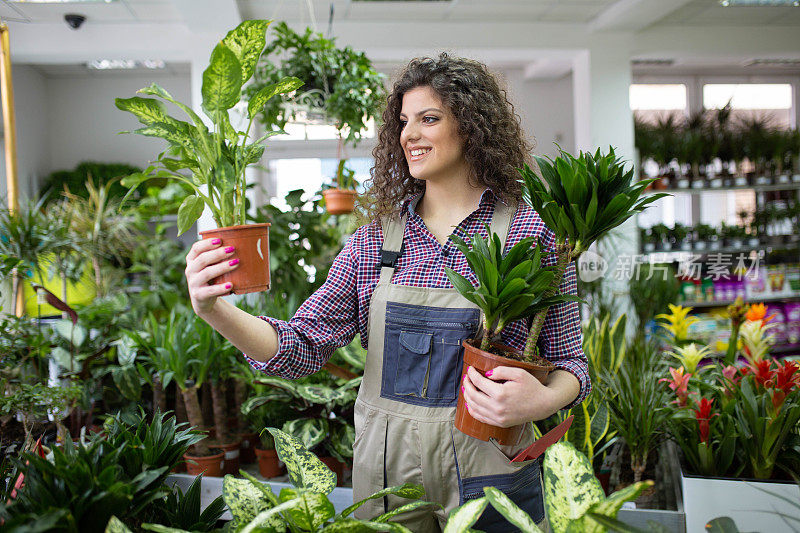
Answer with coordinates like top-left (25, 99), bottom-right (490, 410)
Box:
top-left (443, 441), bottom-right (652, 533)
top-left (115, 20), bottom-right (303, 235)
top-left (445, 230), bottom-right (580, 359)
top-left (518, 146), bottom-right (668, 356)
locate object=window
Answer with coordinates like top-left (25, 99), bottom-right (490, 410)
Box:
top-left (267, 157), bottom-right (373, 210)
top-left (703, 83), bottom-right (793, 129)
top-left (629, 84), bottom-right (687, 111)
top-left (271, 119), bottom-right (376, 142)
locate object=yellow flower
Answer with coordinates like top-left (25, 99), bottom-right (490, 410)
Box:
top-left (666, 343), bottom-right (713, 375)
top-left (739, 319), bottom-right (776, 364)
top-left (656, 304), bottom-right (699, 342)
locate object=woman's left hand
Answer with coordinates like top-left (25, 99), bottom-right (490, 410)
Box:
top-left (461, 365), bottom-right (559, 427)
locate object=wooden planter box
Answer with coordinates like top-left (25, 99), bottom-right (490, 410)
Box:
top-left (681, 467), bottom-right (800, 532)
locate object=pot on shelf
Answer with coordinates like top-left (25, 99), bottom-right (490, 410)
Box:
top-left (322, 189), bottom-right (357, 215)
top-left (184, 448), bottom-right (225, 477)
top-left (255, 447), bottom-right (284, 478)
top-left (239, 432), bottom-right (260, 464)
top-left (210, 440), bottom-right (241, 476)
top-left (198, 223), bottom-right (271, 294)
top-left (455, 339), bottom-right (554, 445)
top-left (318, 456), bottom-right (346, 487)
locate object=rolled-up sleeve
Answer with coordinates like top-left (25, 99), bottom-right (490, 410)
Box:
top-left (244, 233), bottom-right (359, 379)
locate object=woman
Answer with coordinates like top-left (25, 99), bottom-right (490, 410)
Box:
top-left (185, 53), bottom-right (589, 531)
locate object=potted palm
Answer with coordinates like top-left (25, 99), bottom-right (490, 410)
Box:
top-left (115, 20), bottom-right (303, 294)
top-left (245, 22), bottom-right (386, 216)
top-left (447, 147), bottom-right (665, 444)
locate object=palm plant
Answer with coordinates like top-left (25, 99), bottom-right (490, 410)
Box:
top-left (517, 146), bottom-right (668, 357)
top-left (445, 231), bottom-right (577, 358)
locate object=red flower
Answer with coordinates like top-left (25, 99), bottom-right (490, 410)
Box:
top-left (693, 397), bottom-right (718, 444)
top-left (769, 360), bottom-right (800, 411)
top-left (747, 359), bottom-right (775, 389)
top-left (660, 366), bottom-right (692, 407)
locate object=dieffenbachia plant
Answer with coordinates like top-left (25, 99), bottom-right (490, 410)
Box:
top-left (445, 230), bottom-right (580, 358)
top-left (518, 146), bottom-right (669, 356)
top-left (442, 441), bottom-right (652, 533)
top-left (115, 20), bottom-right (303, 235)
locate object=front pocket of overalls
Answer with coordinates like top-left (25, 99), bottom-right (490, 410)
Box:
top-left (461, 461), bottom-right (545, 529)
top-left (381, 302), bottom-right (479, 407)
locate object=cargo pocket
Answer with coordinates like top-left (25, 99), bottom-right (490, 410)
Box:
top-left (461, 461), bottom-right (545, 531)
top-left (426, 337), bottom-right (463, 400)
top-left (394, 330), bottom-right (432, 396)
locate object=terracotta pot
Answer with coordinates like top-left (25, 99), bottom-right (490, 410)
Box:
top-left (198, 223), bottom-right (271, 294)
top-left (184, 449), bottom-right (225, 477)
top-left (213, 440), bottom-right (241, 476)
top-left (322, 189), bottom-right (357, 215)
top-left (455, 339), bottom-right (554, 445)
top-left (255, 447), bottom-right (283, 478)
top-left (318, 456), bottom-right (345, 486)
top-left (239, 432), bottom-right (260, 464)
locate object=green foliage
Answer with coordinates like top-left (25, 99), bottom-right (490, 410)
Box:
top-left (251, 188), bottom-right (344, 302)
top-left (0, 382), bottom-right (82, 447)
top-left (445, 228), bottom-right (578, 351)
top-left (519, 146), bottom-right (668, 259)
top-left (146, 475), bottom-right (225, 532)
top-left (628, 263), bottom-right (680, 334)
top-left (38, 161), bottom-right (141, 204)
top-left (245, 21), bottom-right (386, 146)
top-left (116, 20), bottom-right (303, 234)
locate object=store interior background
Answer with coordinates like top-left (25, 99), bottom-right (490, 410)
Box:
top-left (1, 0), bottom-right (799, 319)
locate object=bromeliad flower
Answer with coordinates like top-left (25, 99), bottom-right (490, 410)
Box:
top-left (656, 304), bottom-right (699, 343)
top-left (747, 359), bottom-right (775, 389)
top-left (666, 343), bottom-right (712, 375)
top-left (769, 359), bottom-right (800, 411)
top-left (660, 366), bottom-right (692, 406)
top-left (739, 319), bottom-right (776, 363)
top-left (745, 303), bottom-right (776, 325)
top-left (693, 397), bottom-right (718, 444)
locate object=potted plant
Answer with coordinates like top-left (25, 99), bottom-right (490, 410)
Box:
top-left (115, 20), bottom-right (303, 294)
top-left (694, 223), bottom-right (718, 251)
top-left (670, 223), bottom-right (691, 251)
top-left (245, 22), bottom-right (386, 217)
top-left (719, 222), bottom-right (747, 250)
top-left (321, 160), bottom-right (360, 215)
top-left (640, 226), bottom-right (656, 253)
top-left (446, 147), bottom-right (665, 444)
top-left (650, 223), bottom-right (672, 251)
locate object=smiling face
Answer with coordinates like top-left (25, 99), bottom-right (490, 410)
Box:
top-left (399, 85), bottom-right (470, 184)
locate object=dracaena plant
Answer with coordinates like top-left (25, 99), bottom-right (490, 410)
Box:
top-left (115, 20), bottom-right (303, 235)
top-left (445, 230), bottom-right (578, 359)
top-left (518, 146), bottom-right (668, 355)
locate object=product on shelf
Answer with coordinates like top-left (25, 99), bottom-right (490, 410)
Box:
top-left (766, 303), bottom-right (788, 345)
top-left (787, 263), bottom-right (800, 295)
top-left (785, 302), bottom-right (800, 345)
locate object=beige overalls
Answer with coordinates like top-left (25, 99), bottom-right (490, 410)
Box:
top-left (352, 200), bottom-right (546, 532)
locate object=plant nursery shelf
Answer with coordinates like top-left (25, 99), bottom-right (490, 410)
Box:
top-left (680, 294), bottom-right (800, 308)
top-left (645, 180), bottom-right (800, 195)
top-left (771, 343), bottom-right (800, 355)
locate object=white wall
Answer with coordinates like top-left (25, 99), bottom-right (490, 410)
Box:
top-left (45, 71), bottom-right (191, 175)
top-left (0, 65), bottom-right (50, 201)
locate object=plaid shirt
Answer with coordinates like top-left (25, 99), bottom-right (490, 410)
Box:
top-left (246, 189), bottom-right (590, 407)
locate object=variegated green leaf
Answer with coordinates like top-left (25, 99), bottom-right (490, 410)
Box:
top-left (241, 471), bottom-right (281, 506)
top-left (202, 43), bottom-right (242, 112)
top-left (177, 195), bottom-right (205, 236)
top-left (582, 480), bottom-right (653, 533)
top-left (223, 475), bottom-right (284, 531)
top-left (50, 347), bottom-right (78, 373)
top-left (112, 365), bottom-right (141, 401)
top-left (279, 489), bottom-right (335, 530)
top-left (268, 427), bottom-right (337, 494)
top-left (105, 516), bottom-right (133, 533)
top-left (340, 483), bottom-right (425, 519)
top-left (443, 498), bottom-right (489, 533)
top-left (221, 20), bottom-right (269, 85)
top-left (240, 391), bottom-right (289, 415)
top-left (329, 424), bottom-right (355, 460)
top-left (483, 486), bottom-right (543, 532)
top-left (247, 77), bottom-right (304, 119)
top-left (283, 418), bottom-right (328, 451)
top-left (543, 442), bottom-right (605, 532)
top-left (320, 520), bottom-right (413, 532)
top-left (133, 122), bottom-right (192, 148)
top-left (115, 96), bottom-right (172, 125)
top-left (53, 319), bottom-right (86, 347)
top-left (141, 525), bottom-right (192, 533)
top-left (294, 384), bottom-right (347, 404)
top-left (375, 500), bottom-right (440, 523)
top-left (241, 498), bottom-right (301, 533)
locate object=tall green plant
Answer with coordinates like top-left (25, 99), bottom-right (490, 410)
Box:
top-left (115, 20), bottom-right (303, 234)
top-left (518, 146), bottom-right (668, 358)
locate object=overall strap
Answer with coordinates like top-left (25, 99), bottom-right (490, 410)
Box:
top-left (378, 213), bottom-right (407, 285)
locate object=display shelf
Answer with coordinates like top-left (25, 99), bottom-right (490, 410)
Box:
top-left (772, 343), bottom-right (800, 355)
top-left (679, 294), bottom-right (800, 309)
top-left (644, 179), bottom-right (800, 195)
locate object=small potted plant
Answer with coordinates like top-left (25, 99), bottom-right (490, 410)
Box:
top-left (649, 223), bottom-right (671, 252)
top-left (321, 159), bottom-right (359, 215)
top-left (719, 222), bottom-right (746, 250)
top-left (671, 223), bottom-right (691, 251)
top-left (447, 146), bottom-right (665, 444)
top-left (640, 226), bottom-right (656, 253)
top-left (115, 20), bottom-right (303, 294)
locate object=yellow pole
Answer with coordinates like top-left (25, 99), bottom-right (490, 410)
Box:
top-left (0, 21), bottom-right (23, 315)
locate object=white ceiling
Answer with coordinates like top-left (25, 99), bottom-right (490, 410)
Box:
top-left (2, 0), bottom-right (799, 75)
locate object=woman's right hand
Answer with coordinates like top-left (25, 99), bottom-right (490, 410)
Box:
top-left (185, 238), bottom-right (240, 316)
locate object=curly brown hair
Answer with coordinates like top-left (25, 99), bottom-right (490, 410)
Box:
top-left (364, 53), bottom-right (533, 221)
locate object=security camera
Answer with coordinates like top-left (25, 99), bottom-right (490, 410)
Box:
top-left (64, 14), bottom-right (86, 30)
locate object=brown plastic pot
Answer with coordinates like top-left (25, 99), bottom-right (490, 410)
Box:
top-left (255, 447), bottom-right (283, 478)
top-left (318, 456), bottom-right (345, 486)
top-left (184, 449), bottom-right (225, 477)
top-left (213, 440), bottom-right (241, 476)
top-left (455, 339), bottom-right (555, 445)
top-left (239, 432), bottom-right (260, 464)
top-left (198, 223), bottom-right (271, 294)
top-left (322, 189), bottom-right (357, 215)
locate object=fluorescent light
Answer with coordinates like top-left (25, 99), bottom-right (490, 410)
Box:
top-left (87, 59), bottom-right (165, 70)
top-left (720, 0), bottom-right (799, 5)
